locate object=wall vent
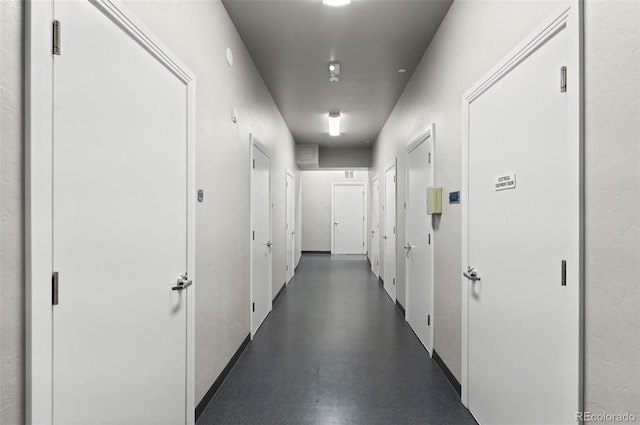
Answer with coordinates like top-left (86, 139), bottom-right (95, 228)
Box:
top-left (344, 170), bottom-right (355, 179)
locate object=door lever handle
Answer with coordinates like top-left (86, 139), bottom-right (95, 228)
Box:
top-left (383, 235), bottom-right (388, 239)
top-left (172, 274), bottom-right (193, 291)
top-left (463, 267), bottom-right (481, 282)
top-left (266, 241), bottom-right (273, 247)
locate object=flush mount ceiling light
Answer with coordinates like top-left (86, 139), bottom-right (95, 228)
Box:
top-left (328, 113), bottom-right (341, 136)
top-left (323, 0), bottom-right (351, 6)
top-left (329, 62), bottom-right (341, 83)
top-left (398, 68), bottom-right (407, 73)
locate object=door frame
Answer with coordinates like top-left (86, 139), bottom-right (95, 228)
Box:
top-left (330, 182), bottom-right (367, 255)
top-left (405, 125), bottom-right (435, 353)
top-left (370, 175), bottom-right (380, 277)
top-left (25, 1), bottom-right (197, 423)
top-left (249, 134), bottom-right (273, 338)
top-left (460, 2), bottom-right (583, 411)
top-left (383, 159), bottom-right (397, 301)
top-left (285, 168), bottom-right (295, 284)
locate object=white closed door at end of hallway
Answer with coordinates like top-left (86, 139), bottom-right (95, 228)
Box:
top-left (51, 1), bottom-right (192, 424)
top-left (286, 172), bottom-right (295, 283)
top-left (383, 163), bottom-right (397, 301)
top-left (465, 8), bottom-right (580, 425)
top-left (251, 141), bottom-right (272, 336)
top-left (333, 184), bottom-right (366, 254)
top-left (406, 134), bottom-right (434, 354)
top-left (371, 178), bottom-right (380, 277)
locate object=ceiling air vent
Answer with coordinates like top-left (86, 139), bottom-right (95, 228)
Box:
top-left (296, 144), bottom-right (319, 169)
top-left (344, 170), bottom-right (355, 179)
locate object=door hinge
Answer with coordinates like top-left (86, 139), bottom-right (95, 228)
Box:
top-left (428, 233), bottom-right (431, 245)
top-left (561, 260), bottom-right (567, 286)
top-left (404, 202), bottom-right (406, 210)
top-left (52, 20), bottom-right (61, 55)
top-left (428, 152), bottom-right (431, 164)
top-left (427, 314), bottom-right (431, 326)
top-left (393, 176), bottom-right (396, 183)
top-left (252, 159), bottom-right (255, 169)
top-left (376, 260), bottom-right (378, 266)
top-left (363, 216), bottom-right (365, 221)
top-left (52, 272), bottom-right (59, 305)
top-left (393, 278), bottom-right (395, 286)
top-left (393, 226), bottom-right (395, 234)
top-left (252, 302), bottom-right (255, 312)
top-left (252, 230), bottom-right (255, 240)
top-left (286, 265), bottom-right (289, 271)
top-left (560, 66), bottom-right (567, 93)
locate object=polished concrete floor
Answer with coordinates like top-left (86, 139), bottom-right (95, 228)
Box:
top-left (197, 254), bottom-right (477, 425)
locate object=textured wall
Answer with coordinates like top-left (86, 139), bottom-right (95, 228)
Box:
top-left (371, 0), bottom-right (562, 381)
top-left (0, 0), bottom-right (25, 423)
top-left (371, 0), bottom-right (640, 417)
top-left (123, 0), bottom-right (299, 404)
top-left (301, 170), bottom-right (369, 252)
top-left (583, 0), bottom-right (639, 417)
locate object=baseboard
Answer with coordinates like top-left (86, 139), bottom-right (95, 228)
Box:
top-left (301, 250), bottom-right (331, 254)
top-left (273, 283), bottom-right (286, 306)
top-left (195, 334), bottom-right (251, 421)
top-left (396, 300), bottom-right (406, 317)
top-left (432, 349), bottom-right (462, 396)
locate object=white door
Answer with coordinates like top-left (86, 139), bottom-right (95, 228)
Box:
top-left (285, 171), bottom-right (295, 283)
top-left (383, 162), bottom-right (397, 301)
top-left (332, 184), bottom-right (365, 254)
top-left (51, 1), bottom-right (193, 424)
top-left (463, 8), bottom-right (581, 424)
top-left (251, 138), bottom-right (272, 336)
top-left (371, 177), bottom-right (380, 277)
top-left (406, 130), bottom-right (434, 353)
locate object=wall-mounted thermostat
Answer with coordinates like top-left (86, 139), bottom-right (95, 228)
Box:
top-left (426, 187), bottom-right (442, 215)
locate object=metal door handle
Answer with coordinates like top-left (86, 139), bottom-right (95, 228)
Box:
top-left (266, 241), bottom-right (273, 247)
top-left (334, 222), bottom-right (339, 225)
top-left (172, 273), bottom-right (193, 291)
top-left (383, 235), bottom-right (388, 239)
top-left (463, 267), bottom-right (481, 282)
top-left (404, 243), bottom-right (415, 251)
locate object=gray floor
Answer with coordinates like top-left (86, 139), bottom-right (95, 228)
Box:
top-left (197, 254), bottom-right (477, 425)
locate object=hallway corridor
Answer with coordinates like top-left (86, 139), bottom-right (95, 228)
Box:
top-left (198, 254), bottom-right (477, 425)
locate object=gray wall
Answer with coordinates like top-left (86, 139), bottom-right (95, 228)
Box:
top-left (370, 0), bottom-right (639, 416)
top-left (122, 0), bottom-right (301, 405)
top-left (1, 1), bottom-right (24, 423)
top-left (319, 147), bottom-right (372, 168)
top-left (0, 0), bottom-right (302, 419)
top-left (301, 170), bottom-right (369, 252)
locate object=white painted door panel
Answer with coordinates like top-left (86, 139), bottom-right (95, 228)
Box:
top-left (52, 1), bottom-right (189, 424)
top-left (251, 144), bottom-right (272, 335)
top-left (286, 173), bottom-right (295, 283)
top-left (406, 138), bottom-right (433, 353)
top-left (333, 184), bottom-right (365, 254)
top-left (467, 26), bottom-right (571, 425)
top-left (371, 178), bottom-right (380, 277)
top-left (383, 165), bottom-right (397, 301)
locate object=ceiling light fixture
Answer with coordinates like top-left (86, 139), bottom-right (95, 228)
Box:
top-left (323, 0), bottom-right (351, 7)
top-left (328, 113), bottom-right (341, 136)
top-left (398, 68), bottom-right (407, 73)
top-left (329, 62), bottom-right (341, 83)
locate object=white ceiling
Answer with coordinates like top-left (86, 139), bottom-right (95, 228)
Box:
top-left (223, 0), bottom-right (452, 147)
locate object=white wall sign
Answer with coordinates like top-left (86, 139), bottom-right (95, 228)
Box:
top-left (494, 173), bottom-right (516, 191)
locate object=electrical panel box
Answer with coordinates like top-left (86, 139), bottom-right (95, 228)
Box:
top-left (426, 187), bottom-right (442, 215)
